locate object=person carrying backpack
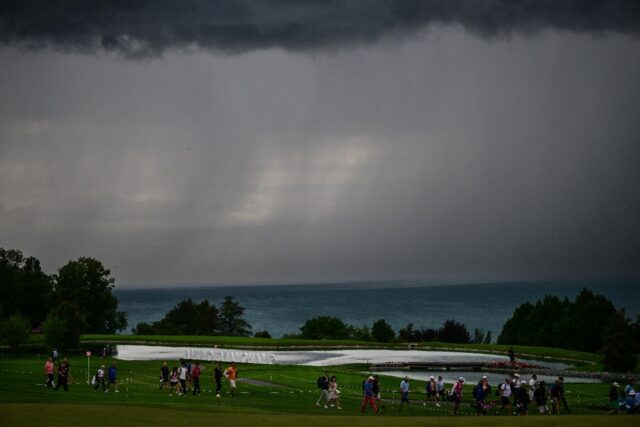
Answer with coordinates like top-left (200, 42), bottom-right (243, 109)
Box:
top-left (423, 376), bottom-right (437, 406)
top-left (495, 376), bottom-right (512, 415)
top-left (316, 371), bottom-right (330, 408)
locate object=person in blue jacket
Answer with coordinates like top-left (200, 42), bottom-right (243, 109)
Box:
top-left (107, 362), bottom-right (119, 393)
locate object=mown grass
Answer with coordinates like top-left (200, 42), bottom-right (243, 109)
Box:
top-left (0, 354), bottom-right (614, 422)
top-left (2, 403), bottom-right (634, 427)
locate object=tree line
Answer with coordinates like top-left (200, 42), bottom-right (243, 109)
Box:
top-left (290, 316), bottom-right (491, 344)
top-left (0, 247), bottom-right (126, 351)
top-left (497, 288), bottom-right (640, 372)
top-left (133, 297), bottom-right (253, 337)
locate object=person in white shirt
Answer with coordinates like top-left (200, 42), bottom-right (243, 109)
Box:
top-left (178, 362), bottom-right (188, 396)
top-left (495, 377), bottom-right (513, 415)
top-left (529, 374), bottom-right (538, 400)
top-left (93, 365), bottom-right (106, 392)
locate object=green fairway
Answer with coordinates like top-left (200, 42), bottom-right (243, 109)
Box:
top-left (1, 403), bottom-right (635, 427)
top-left (0, 353), bottom-right (622, 427)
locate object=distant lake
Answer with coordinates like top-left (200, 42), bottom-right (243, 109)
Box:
top-left (115, 280), bottom-right (640, 339)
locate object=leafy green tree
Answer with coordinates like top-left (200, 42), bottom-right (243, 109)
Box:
top-left (300, 316), bottom-right (350, 340)
top-left (53, 257), bottom-right (126, 333)
top-left (49, 301), bottom-right (86, 350)
top-left (438, 319), bottom-right (471, 343)
top-left (134, 299), bottom-right (219, 335)
top-left (0, 314), bottom-right (30, 352)
top-left (218, 296), bottom-right (252, 337)
top-left (254, 330), bottom-right (271, 338)
top-left (42, 314), bottom-right (67, 352)
top-left (498, 288), bottom-right (619, 352)
top-left (0, 248), bottom-right (52, 327)
top-left (601, 310), bottom-right (639, 372)
top-left (398, 323), bottom-right (415, 342)
top-left (484, 330), bottom-right (493, 344)
top-left (371, 319), bottom-right (395, 342)
top-left (350, 324), bottom-right (371, 341)
top-left (472, 328), bottom-right (486, 344)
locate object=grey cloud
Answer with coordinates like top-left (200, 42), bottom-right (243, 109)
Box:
top-left (1, 1), bottom-right (639, 58)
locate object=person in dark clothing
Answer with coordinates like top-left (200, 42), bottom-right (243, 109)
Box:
top-left (513, 380), bottom-right (530, 415)
top-left (316, 371), bottom-right (330, 407)
top-left (54, 357), bottom-right (69, 392)
top-left (557, 376), bottom-right (569, 412)
top-left (160, 362), bottom-right (170, 390)
top-left (372, 375), bottom-right (382, 410)
top-left (534, 381), bottom-right (549, 415)
top-left (608, 382), bottom-right (621, 414)
top-left (214, 362), bottom-right (223, 398)
top-left (472, 380), bottom-right (488, 415)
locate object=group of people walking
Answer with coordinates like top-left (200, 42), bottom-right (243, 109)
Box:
top-left (316, 371), bottom-right (343, 409)
top-left (160, 360), bottom-right (238, 398)
top-left (91, 362), bottom-right (119, 393)
top-left (609, 379), bottom-right (640, 414)
top-left (43, 355), bottom-right (70, 392)
top-left (315, 371), bottom-right (582, 416)
top-left (44, 353), bottom-right (119, 393)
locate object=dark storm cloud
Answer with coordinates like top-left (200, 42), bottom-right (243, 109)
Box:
top-left (1, 0), bottom-right (639, 57)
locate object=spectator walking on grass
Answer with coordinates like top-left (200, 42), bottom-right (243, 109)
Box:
top-left (316, 371), bottom-right (330, 407)
top-left (372, 375), bottom-right (383, 411)
top-left (44, 357), bottom-right (55, 388)
top-left (399, 376), bottom-right (411, 411)
top-left (557, 376), bottom-right (569, 412)
top-left (495, 377), bottom-right (512, 415)
top-left (327, 376), bottom-right (342, 410)
top-left (549, 378), bottom-right (561, 414)
top-left (534, 381), bottom-right (549, 415)
top-left (361, 376), bottom-right (379, 414)
top-left (169, 366), bottom-right (180, 395)
top-left (450, 377), bottom-right (465, 415)
top-left (191, 362), bottom-right (201, 396)
top-left (94, 365), bottom-right (106, 392)
top-left (529, 374), bottom-right (538, 401)
top-left (424, 375), bottom-right (437, 406)
top-left (185, 359), bottom-right (193, 393)
top-left (436, 375), bottom-right (445, 406)
top-left (225, 362), bottom-right (238, 397)
top-left (54, 357), bottom-right (69, 392)
top-left (214, 362), bottom-right (223, 397)
top-left (608, 382), bottom-right (621, 414)
top-left (178, 361), bottom-right (188, 396)
top-left (159, 362), bottom-right (169, 390)
top-left (471, 376), bottom-right (493, 415)
top-left (107, 362), bottom-right (119, 393)
top-left (513, 380), bottom-right (530, 415)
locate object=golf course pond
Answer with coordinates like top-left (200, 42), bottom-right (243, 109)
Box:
top-left (113, 344), bottom-right (597, 383)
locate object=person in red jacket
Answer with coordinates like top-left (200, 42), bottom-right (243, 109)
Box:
top-left (191, 362), bottom-right (202, 396)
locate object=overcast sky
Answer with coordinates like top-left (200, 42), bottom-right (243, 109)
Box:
top-left (1, 1), bottom-right (639, 287)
